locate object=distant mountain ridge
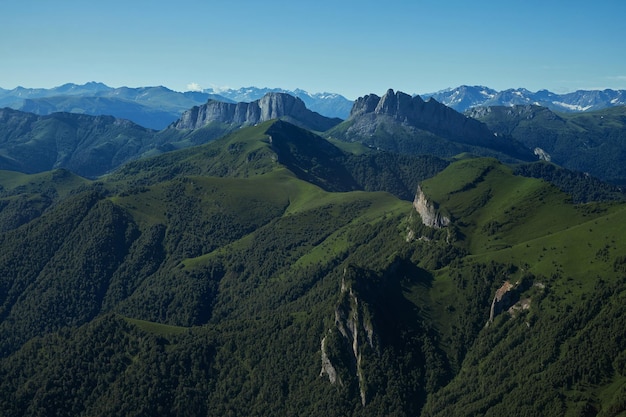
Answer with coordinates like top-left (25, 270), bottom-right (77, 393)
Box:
top-left (423, 85), bottom-right (626, 113)
top-left (3, 85), bottom-right (626, 185)
top-left (0, 83), bottom-right (353, 128)
top-left (0, 83), bottom-right (228, 130)
top-left (0, 108), bottom-right (154, 178)
top-left (0, 93), bottom-right (342, 178)
top-left (3, 83), bottom-right (624, 130)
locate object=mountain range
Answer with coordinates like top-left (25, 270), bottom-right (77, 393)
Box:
top-left (0, 83), bottom-right (353, 129)
top-left (171, 92), bottom-right (343, 132)
top-left (422, 85), bottom-right (626, 113)
top-left (0, 82), bottom-right (227, 130)
top-left (204, 86), bottom-right (354, 120)
top-left (327, 89), bottom-right (534, 163)
top-left (3, 83), bottom-right (625, 131)
top-left (0, 90), bottom-right (533, 179)
top-left (3, 87), bottom-right (626, 190)
top-left (1, 72), bottom-right (626, 416)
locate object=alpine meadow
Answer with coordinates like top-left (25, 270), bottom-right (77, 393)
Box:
top-left (0, 81), bottom-right (625, 417)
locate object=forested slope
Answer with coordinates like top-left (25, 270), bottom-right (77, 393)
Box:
top-left (0, 121), bottom-right (624, 416)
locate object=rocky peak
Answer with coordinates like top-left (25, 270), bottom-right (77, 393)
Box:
top-left (375, 89), bottom-right (419, 117)
top-left (350, 89), bottom-right (489, 139)
top-left (171, 92), bottom-right (341, 132)
top-left (347, 89), bottom-right (535, 161)
top-left (350, 89), bottom-right (425, 121)
top-left (256, 92), bottom-right (306, 120)
top-left (350, 93), bottom-right (381, 117)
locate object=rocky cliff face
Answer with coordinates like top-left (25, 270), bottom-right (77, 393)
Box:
top-left (320, 268), bottom-right (378, 406)
top-left (350, 89), bottom-right (492, 143)
top-left (343, 89), bottom-right (534, 161)
top-left (413, 184), bottom-right (450, 229)
top-left (171, 92), bottom-right (342, 132)
top-left (487, 278), bottom-right (536, 325)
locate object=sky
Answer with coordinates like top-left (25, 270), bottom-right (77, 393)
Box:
top-left (1, 0), bottom-right (625, 99)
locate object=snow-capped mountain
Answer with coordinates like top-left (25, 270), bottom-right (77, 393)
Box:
top-left (420, 85), bottom-right (498, 111)
top-left (422, 85), bottom-right (626, 113)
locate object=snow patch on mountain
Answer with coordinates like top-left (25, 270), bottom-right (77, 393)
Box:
top-left (423, 86), bottom-right (626, 113)
top-left (553, 102), bottom-right (593, 112)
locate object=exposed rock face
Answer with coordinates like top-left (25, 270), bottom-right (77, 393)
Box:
top-left (172, 92), bottom-right (342, 132)
top-left (413, 184), bottom-right (450, 229)
top-left (350, 89), bottom-right (491, 143)
top-left (320, 268), bottom-right (378, 406)
top-left (489, 281), bottom-right (515, 323)
top-left (319, 335), bottom-right (340, 385)
top-left (534, 147), bottom-right (551, 161)
top-left (487, 278), bottom-right (535, 325)
top-left (345, 89), bottom-right (534, 161)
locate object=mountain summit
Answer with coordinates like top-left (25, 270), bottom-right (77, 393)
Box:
top-left (329, 89), bottom-right (534, 162)
top-left (351, 89), bottom-right (493, 141)
top-left (171, 92), bottom-right (342, 132)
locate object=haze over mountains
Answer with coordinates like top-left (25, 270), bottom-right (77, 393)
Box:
top-left (423, 85), bottom-right (626, 113)
top-left (2, 82), bottom-right (626, 130)
top-left (0, 83), bottom-right (352, 129)
top-left (2, 85), bottom-right (626, 188)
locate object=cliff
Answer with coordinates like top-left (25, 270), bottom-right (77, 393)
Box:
top-left (413, 184), bottom-right (450, 229)
top-left (340, 89), bottom-right (534, 161)
top-left (171, 92), bottom-right (342, 132)
top-left (487, 278), bottom-right (536, 325)
top-left (350, 89), bottom-right (495, 144)
top-left (320, 268), bottom-right (378, 406)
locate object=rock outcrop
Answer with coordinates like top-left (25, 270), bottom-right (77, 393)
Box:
top-left (350, 89), bottom-right (494, 144)
top-left (489, 281), bottom-right (515, 323)
top-left (319, 335), bottom-right (340, 385)
top-left (487, 278), bottom-right (535, 325)
top-left (171, 92), bottom-right (342, 132)
top-left (344, 89), bottom-right (534, 161)
top-left (413, 184), bottom-right (450, 229)
top-left (320, 268), bottom-right (378, 406)
top-left (533, 147), bottom-right (551, 161)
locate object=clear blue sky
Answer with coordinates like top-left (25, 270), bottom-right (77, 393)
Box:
top-left (1, 0), bottom-right (625, 99)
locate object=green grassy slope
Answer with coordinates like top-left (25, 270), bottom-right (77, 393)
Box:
top-left (408, 157), bottom-right (626, 416)
top-left (0, 146), bottom-right (429, 416)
